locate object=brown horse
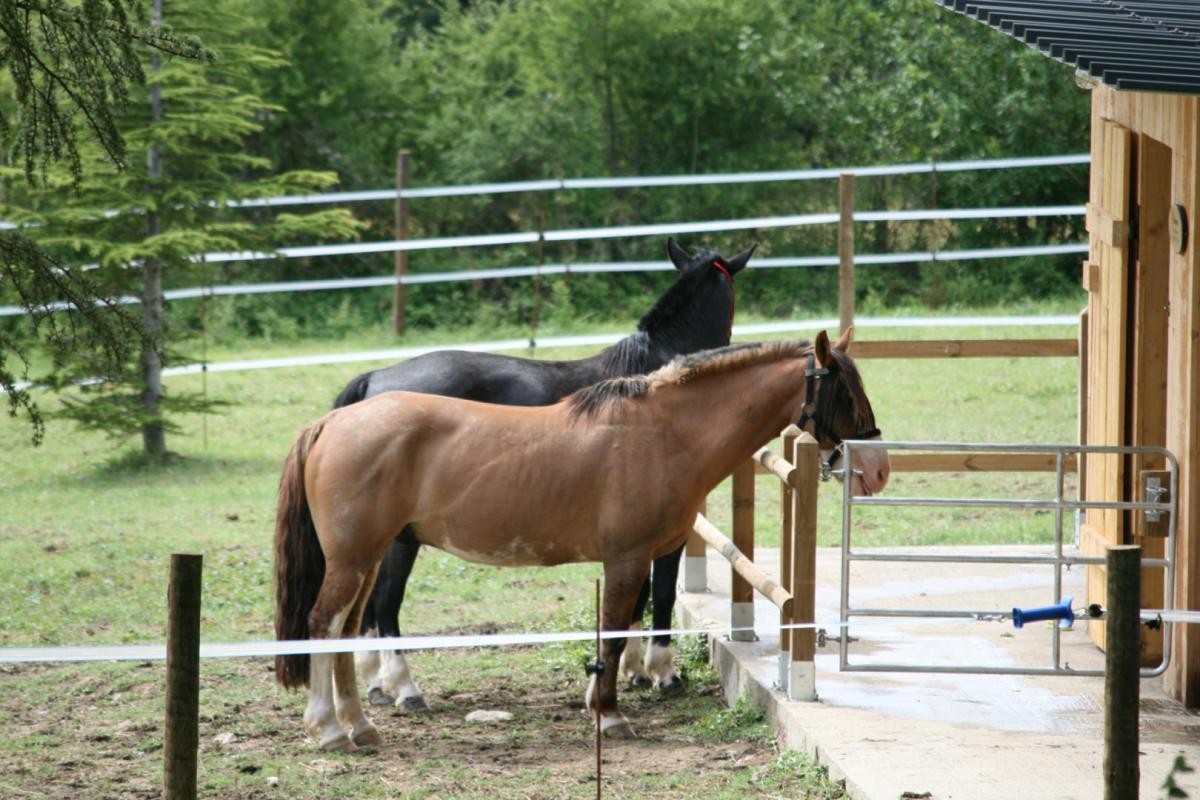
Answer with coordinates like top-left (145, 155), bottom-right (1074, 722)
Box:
top-left (273, 329), bottom-right (889, 752)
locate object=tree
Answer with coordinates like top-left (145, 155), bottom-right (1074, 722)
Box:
top-left (0, 0), bottom-right (210, 445)
top-left (2, 0), bottom-right (360, 459)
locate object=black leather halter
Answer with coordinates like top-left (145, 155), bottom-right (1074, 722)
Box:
top-left (795, 352), bottom-right (881, 473)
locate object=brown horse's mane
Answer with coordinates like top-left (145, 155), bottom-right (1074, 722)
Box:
top-left (567, 340), bottom-right (813, 421)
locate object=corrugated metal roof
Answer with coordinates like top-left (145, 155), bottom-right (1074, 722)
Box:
top-left (933, 0), bottom-right (1200, 94)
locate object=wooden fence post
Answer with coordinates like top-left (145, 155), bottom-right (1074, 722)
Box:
top-left (163, 553), bottom-right (203, 800)
top-left (730, 460), bottom-right (756, 642)
top-left (778, 425), bottom-right (800, 690)
top-left (684, 499), bottom-right (708, 593)
top-left (838, 172), bottom-right (855, 334)
top-left (1104, 544), bottom-right (1140, 800)
top-left (391, 149), bottom-right (411, 337)
top-left (789, 432), bottom-right (819, 700)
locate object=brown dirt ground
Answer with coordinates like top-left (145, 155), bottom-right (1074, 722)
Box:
top-left (0, 652), bottom-right (823, 800)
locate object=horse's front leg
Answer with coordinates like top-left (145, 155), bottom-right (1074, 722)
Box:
top-left (587, 560), bottom-right (649, 739)
top-left (646, 544), bottom-right (685, 694)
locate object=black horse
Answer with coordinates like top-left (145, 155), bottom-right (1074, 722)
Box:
top-left (335, 238), bottom-right (754, 711)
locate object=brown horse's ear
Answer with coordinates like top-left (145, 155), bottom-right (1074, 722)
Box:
top-left (667, 237), bottom-right (691, 271)
top-left (813, 330), bottom-right (832, 367)
top-left (834, 326), bottom-right (853, 354)
top-left (724, 243), bottom-right (757, 275)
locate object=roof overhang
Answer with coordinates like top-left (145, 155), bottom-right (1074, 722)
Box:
top-left (933, 1), bottom-right (1200, 94)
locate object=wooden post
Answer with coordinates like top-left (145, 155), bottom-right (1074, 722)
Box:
top-left (391, 149), bottom-right (411, 337)
top-left (163, 554), bottom-right (203, 800)
top-left (838, 172), bottom-right (855, 334)
top-left (684, 499), bottom-right (708, 593)
top-left (778, 425), bottom-right (800, 689)
top-left (730, 460), bottom-right (756, 642)
top-left (1079, 307), bottom-right (1089, 505)
top-left (1104, 545), bottom-right (1140, 800)
top-left (790, 433), bottom-right (819, 701)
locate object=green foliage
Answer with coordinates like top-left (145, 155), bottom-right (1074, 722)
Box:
top-left (0, 0), bottom-right (211, 183)
top-left (1, 0), bottom-right (1097, 450)
top-left (687, 696), bottom-right (770, 744)
top-left (2, 0), bottom-right (362, 454)
top-left (1162, 755), bottom-right (1194, 799)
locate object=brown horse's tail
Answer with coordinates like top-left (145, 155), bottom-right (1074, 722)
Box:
top-left (273, 419), bottom-right (327, 689)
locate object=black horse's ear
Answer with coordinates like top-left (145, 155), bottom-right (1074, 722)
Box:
top-left (813, 330), bottom-right (832, 368)
top-left (724, 243), bottom-right (757, 275)
top-left (667, 237), bottom-right (691, 271)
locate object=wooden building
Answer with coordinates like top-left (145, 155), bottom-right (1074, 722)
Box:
top-left (933, 1), bottom-right (1200, 705)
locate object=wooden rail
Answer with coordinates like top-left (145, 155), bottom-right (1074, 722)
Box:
top-left (852, 338), bottom-right (1077, 359)
top-left (685, 427), bottom-right (819, 701)
top-left (692, 514), bottom-right (792, 615)
top-left (755, 451), bottom-right (1079, 475)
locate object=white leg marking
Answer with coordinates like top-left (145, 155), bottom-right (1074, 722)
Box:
top-left (304, 651), bottom-right (351, 751)
top-left (601, 712), bottom-right (635, 739)
top-left (645, 643), bottom-right (682, 693)
top-left (619, 623), bottom-right (651, 686)
top-left (356, 629), bottom-right (383, 690)
top-left (381, 650), bottom-right (430, 711)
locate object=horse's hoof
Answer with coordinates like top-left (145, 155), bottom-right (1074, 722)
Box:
top-left (600, 716), bottom-right (636, 739)
top-left (398, 695), bottom-right (432, 714)
top-left (628, 674), bottom-right (652, 689)
top-left (656, 675), bottom-right (684, 696)
top-left (368, 687), bottom-right (396, 706)
top-left (318, 732), bottom-right (357, 753)
top-left (352, 725), bottom-right (382, 748)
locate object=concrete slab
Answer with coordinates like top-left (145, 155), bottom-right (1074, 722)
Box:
top-left (676, 545), bottom-right (1200, 800)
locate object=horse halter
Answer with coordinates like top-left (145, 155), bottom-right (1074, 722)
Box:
top-left (795, 352), bottom-right (881, 477)
top-left (711, 258), bottom-right (735, 337)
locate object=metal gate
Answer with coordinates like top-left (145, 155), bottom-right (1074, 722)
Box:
top-left (835, 441), bottom-right (1177, 677)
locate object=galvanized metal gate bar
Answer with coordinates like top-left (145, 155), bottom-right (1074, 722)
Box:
top-left (836, 441), bottom-right (1177, 677)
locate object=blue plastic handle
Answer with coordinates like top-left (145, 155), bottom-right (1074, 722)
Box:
top-left (1012, 596), bottom-right (1074, 629)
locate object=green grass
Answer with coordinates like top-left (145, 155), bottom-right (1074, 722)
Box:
top-left (0, 308), bottom-right (1079, 797)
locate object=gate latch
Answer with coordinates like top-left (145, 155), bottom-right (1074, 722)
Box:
top-left (1141, 470), bottom-right (1171, 536)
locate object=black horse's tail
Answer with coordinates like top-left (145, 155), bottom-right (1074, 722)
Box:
top-left (273, 419), bottom-right (328, 689)
top-left (333, 371), bottom-right (372, 408)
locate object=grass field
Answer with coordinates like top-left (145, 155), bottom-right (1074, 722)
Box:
top-left (0, 309), bottom-right (1081, 798)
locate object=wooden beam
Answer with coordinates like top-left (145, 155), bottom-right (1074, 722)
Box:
top-left (692, 513), bottom-right (791, 614)
top-left (1087, 202), bottom-right (1128, 248)
top-left (888, 452), bottom-right (1079, 473)
top-left (852, 338), bottom-right (1078, 359)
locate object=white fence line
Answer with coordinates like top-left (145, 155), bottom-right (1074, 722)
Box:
top-left (153, 314), bottom-right (1080, 379)
top-left (0, 243), bottom-right (1088, 318)
top-left (3, 313), bottom-right (1081, 393)
top-left (229, 153), bottom-right (1091, 208)
top-left (194, 204), bottom-right (1085, 265)
top-left (3, 605), bottom-right (1190, 664)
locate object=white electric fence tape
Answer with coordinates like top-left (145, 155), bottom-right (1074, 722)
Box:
top-left (5, 608), bottom-right (1186, 665)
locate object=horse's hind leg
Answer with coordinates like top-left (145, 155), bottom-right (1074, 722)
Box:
top-left (646, 544), bottom-right (685, 695)
top-left (587, 560), bottom-right (649, 739)
top-left (305, 562), bottom-right (378, 752)
top-left (334, 567), bottom-right (382, 747)
top-left (619, 576), bottom-right (652, 688)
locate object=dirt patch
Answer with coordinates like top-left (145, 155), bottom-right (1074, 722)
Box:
top-left (0, 656), bottom-right (839, 799)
